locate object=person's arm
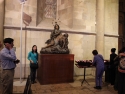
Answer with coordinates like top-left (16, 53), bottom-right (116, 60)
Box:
top-left (37, 53), bottom-right (38, 63)
top-left (92, 57), bottom-right (96, 66)
top-left (1, 49), bottom-right (16, 61)
top-left (110, 54), bottom-right (114, 64)
top-left (0, 41), bottom-right (2, 48)
top-left (119, 53), bottom-right (125, 57)
top-left (27, 52), bottom-right (33, 63)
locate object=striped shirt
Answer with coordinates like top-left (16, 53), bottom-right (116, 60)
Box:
top-left (0, 48), bottom-right (16, 69)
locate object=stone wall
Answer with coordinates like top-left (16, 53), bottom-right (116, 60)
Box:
top-left (3, 0), bottom-right (118, 78)
top-left (73, 0), bottom-right (96, 32)
top-left (5, 0), bottom-right (37, 26)
top-left (0, 0), bottom-right (4, 46)
top-left (58, 0), bottom-right (73, 28)
top-left (104, 0), bottom-right (118, 59)
top-left (37, 0), bottom-right (45, 25)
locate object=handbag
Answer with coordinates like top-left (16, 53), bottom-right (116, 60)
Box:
top-left (30, 63), bottom-right (38, 69)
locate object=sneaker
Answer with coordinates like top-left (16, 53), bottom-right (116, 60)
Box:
top-left (31, 81), bottom-right (34, 84)
top-left (94, 86), bottom-right (98, 89)
top-left (94, 86), bottom-right (102, 89)
top-left (98, 86), bottom-right (102, 89)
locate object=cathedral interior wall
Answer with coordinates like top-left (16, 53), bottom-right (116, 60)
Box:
top-left (4, 0), bottom-right (118, 78)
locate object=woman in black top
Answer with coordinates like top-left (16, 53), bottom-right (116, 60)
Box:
top-left (110, 48), bottom-right (117, 85)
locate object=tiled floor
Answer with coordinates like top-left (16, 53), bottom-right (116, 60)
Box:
top-left (0, 68), bottom-right (118, 94)
top-left (12, 76), bottom-right (117, 94)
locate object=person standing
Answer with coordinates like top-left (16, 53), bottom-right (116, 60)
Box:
top-left (28, 45), bottom-right (38, 84)
top-left (110, 48), bottom-right (117, 85)
top-left (0, 41), bottom-right (2, 48)
top-left (0, 41), bottom-right (2, 66)
top-left (0, 38), bottom-right (19, 94)
top-left (117, 47), bottom-right (125, 94)
top-left (92, 50), bottom-right (104, 89)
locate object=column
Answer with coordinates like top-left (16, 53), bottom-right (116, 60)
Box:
top-left (0, 0), bottom-right (4, 47)
top-left (96, 0), bottom-right (105, 55)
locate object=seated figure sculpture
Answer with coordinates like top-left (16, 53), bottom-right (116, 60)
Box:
top-left (40, 23), bottom-right (69, 54)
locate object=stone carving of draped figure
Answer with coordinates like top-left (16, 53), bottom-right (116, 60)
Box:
top-left (40, 23), bottom-right (69, 54)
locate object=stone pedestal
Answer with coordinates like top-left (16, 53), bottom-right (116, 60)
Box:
top-left (37, 54), bottom-right (74, 85)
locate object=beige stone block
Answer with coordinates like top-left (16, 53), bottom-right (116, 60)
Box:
top-left (59, 9), bottom-right (67, 16)
top-left (61, 19), bottom-right (68, 26)
top-left (59, 14), bottom-right (68, 21)
top-left (105, 0), bottom-right (118, 34)
top-left (58, 4), bottom-right (65, 10)
top-left (67, 0), bottom-right (73, 6)
top-left (4, 29), bottom-right (13, 37)
top-left (91, 26), bottom-right (96, 32)
top-left (29, 7), bottom-right (36, 14)
top-left (71, 49), bottom-right (83, 58)
top-left (72, 41), bottom-right (83, 49)
top-left (12, 19), bottom-right (21, 26)
top-left (5, 10), bottom-right (20, 19)
top-left (66, 19), bottom-right (73, 28)
top-left (14, 4), bottom-right (21, 12)
top-left (13, 30), bottom-right (20, 38)
top-left (28, 0), bottom-right (37, 7)
top-left (26, 31), bottom-right (31, 38)
top-left (30, 21), bottom-right (36, 26)
top-left (74, 66), bottom-right (88, 76)
top-left (15, 49), bottom-right (20, 59)
top-left (85, 26), bottom-right (92, 32)
top-left (28, 38), bottom-right (45, 50)
top-left (31, 39), bottom-right (46, 46)
top-left (14, 67), bottom-right (20, 78)
top-left (74, 0), bottom-right (84, 7)
top-left (26, 39), bottom-right (31, 48)
top-left (73, 25), bottom-right (86, 30)
top-left (14, 37), bottom-right (20, 47)
top-left (30, 31), bottom-right (40, 38)
top-left (23, 6), bottom-right (29, 13)
top-left (73, 19), bottom-right (85, 25)
top-left (73, 6), bottom-right (84, 12)
top-left (5, 3), bottom-right (15, 10)
top-left (69, 34), bottom-right (83, 41)
top-left (4, 17), bottom-right (12, 25)
top-left (73, 12), bottom-right (83, 19)
top-left (67, 7), bottom-right (73, 13)
top-left (14, 65), bottom-right (30, 78)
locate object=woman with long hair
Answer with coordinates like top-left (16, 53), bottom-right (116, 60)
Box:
top-left (27, 45), bottom-right (38, 84)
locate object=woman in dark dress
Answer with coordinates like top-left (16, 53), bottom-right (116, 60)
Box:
top-left (110, 48), bottom-right (117, 85)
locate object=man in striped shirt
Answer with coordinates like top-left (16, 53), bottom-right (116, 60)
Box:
top-left (0, 38), bottom-right (18, 94)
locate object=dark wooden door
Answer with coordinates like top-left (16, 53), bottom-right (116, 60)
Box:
top-left (119, 0), bottom-right (125, 51)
